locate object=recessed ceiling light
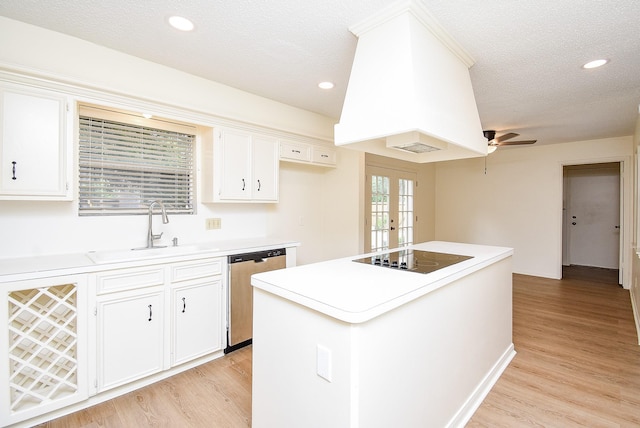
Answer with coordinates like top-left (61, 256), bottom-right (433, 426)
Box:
top-left (168, 16), bottom-right (194, 32)
top-left (318, 81), bottom-right (335, 90)
top-left (582, 59), bottom-right (608, 69)
top-left (142, 112), bottom-right (153, 119)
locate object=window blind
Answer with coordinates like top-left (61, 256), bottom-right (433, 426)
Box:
top-left (78, 115), bottom-right (195, 216)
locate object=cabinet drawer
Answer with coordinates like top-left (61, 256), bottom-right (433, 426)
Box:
top-left (311, 146), bottom-right (337, 166)
top-left (280, 141), bottom-right (310, 162)
top-left (171, 258), bottom-right (223, 283)
top-left (96, 266), bottom-right (165, 295)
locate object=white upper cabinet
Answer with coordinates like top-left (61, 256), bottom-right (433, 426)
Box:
top-left (280, 140), bottom-right (311, 162)
top-left (218, 129), bottom-right (252, 200)
top-left (0, 83), bottom-right (71, 200)
top-left (251, 134), bottom-right (279, 201)
top-left (203, 128), bottom-right (279, 203)
top-left (310, 145), bottom-right (337, 166)
top-left (279, 139), bottom-right (337, 167)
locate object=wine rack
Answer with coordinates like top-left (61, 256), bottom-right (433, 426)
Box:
top-left (7, 283), bottom-right (78, 413)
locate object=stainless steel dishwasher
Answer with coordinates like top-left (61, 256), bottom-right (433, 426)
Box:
top-left (225, 248), bottom-right (286, 353)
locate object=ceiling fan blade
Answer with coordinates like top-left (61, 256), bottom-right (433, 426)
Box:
top-left (497, 140), bottom-right (537, 146)
top-left (494, 132), bottom-right (519, 143)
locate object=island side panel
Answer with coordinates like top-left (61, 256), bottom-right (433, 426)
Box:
top-left (355, 256), bottom-right (514, 427)
top-left (252, 288), bottom-right (355, 428)
top-left (252, 253), bottom-right (514, 428)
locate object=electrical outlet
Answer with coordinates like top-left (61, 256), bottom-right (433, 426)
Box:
top-left (205, 218), bottom-right (221, 230)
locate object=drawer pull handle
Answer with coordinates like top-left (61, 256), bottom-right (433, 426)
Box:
top-left (12, 161), bottom-right (17, 180)
top-left (148, 304), bottom-right (153, 321)
top-left (242, 178), bottom-right (245, 191)
top-left (182, 297), bottom-right (186, 313)
top-left (257, 179), bottom-right (261, 191)
top-left (292, 149), bottom-right (301, 154)
top-left (321, 154), bottom-right (328, 158)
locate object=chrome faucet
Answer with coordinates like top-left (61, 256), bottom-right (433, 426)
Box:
top-left (146, 200), bottom-right (169, 249)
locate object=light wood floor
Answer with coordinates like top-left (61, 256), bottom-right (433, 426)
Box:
top-left (469, 266), bottom-right (640, 427)
top-left (40, 267), bottom-right (640, 427)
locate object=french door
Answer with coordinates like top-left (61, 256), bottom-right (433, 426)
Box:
top-left (365, 166), bottom-right (416, 253)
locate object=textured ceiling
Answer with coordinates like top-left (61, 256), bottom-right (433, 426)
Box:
top-left (0, 0), bottom-right (639, 146)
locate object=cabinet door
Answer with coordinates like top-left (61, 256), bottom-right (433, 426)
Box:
top-left (252, 135), bottom-right (279, 201)
top-left (0, 275), bottom-right (87, 427)
top-left (311, 145), bottom-right (337, 166)
top-left (97, 289), bottom-right (164, 392)
top-left (0, 85), bottom-right (69, 199)
top-left (171, 279), bottom-right (223, 366)
top-left (279, 140), bottom-right (310, 162)
top-left (219, 129), bottom-right (252, 200)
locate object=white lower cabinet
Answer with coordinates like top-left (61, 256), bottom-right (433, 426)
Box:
top-left (0, 255), bottom-right (227, 425)
top-left (171, 278), bottom-right (223, 366)
top-left (96, 288), bottom-right (165, 392)
top-left (94, 257), bottom-right (224, 394)
top-left (0, 275), bottom-right (88, 427)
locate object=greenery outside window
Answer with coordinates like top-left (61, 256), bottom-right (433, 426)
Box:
top-left (78, 105), bottom-right (195, 216)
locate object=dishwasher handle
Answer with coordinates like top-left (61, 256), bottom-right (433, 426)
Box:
top-left (228, 248), bottom-right (286, 264)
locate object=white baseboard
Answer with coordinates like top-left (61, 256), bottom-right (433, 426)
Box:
top-left (631, 287), bottom-right (640, 345)
top-left (447, 343), bottom-right (517, 428)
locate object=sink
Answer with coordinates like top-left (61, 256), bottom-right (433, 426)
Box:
top-left (87, 244), bottom-right (218, 264)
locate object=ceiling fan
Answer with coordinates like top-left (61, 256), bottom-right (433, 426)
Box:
top-left (483, 130), bottom-right (537, 153)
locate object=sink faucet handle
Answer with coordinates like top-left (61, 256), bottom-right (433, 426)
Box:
top-left (152, 232), bottom-right (163, 241)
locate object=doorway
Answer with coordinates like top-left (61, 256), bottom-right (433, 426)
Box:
top-left (365, 165), bottom-right (416, 253)
top-left (562, 162), bottom-right (621, 283)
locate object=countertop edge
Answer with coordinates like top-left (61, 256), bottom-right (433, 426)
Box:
top-left (252, 243), bottom-right (513, 324)
top-left (0, 238), bottom-right (300, 282)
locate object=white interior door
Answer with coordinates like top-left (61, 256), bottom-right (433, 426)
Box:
top-left (565, 163), bottom-right (620, 270)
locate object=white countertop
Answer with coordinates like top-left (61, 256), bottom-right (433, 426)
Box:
top-left (251, 241), bottom-right (513, 324)
top-left (0, 237), bottom-right (299, 282)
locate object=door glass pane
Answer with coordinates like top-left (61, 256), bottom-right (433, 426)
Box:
top-left (398, 178), bottom-right (414, 247)
top-left (371, 175), bottom-right (390, 252)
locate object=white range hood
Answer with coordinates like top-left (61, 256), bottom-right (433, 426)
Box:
top-left (334, 0), bottom-right (487, 163)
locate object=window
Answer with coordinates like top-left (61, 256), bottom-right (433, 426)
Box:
top-left (78, 105), bottom-right (195, 215)
top-left (397, 177), bottom-right (414, 247)
top-left (370, 175), bottom-right (390, 252)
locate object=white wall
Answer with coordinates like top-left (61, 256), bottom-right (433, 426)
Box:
top-left (0, 17), bottom-right (362, 263)
top-left (435, 137), bottom-right (633, 284)
top-left (265, 147), bottom-right (363, 266)
top-left (630, 110), bottom-right (640, 342)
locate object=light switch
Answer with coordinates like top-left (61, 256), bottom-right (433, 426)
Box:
top-left (317, 344), bottom-right (332, 382)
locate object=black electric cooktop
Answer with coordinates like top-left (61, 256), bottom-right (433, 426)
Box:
top-left (352, 249), bottom-right (473, 274)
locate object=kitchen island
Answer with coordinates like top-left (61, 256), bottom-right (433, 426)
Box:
top-left (251, 241), bottom-right (514, 428)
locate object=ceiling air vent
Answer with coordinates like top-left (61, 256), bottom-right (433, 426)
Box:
top-left (386, 131), bottom-right (447, 154)
top-left (392, 142), bottom-right (441, 154)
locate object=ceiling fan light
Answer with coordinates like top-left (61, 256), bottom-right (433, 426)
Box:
top-left (487, 145), bottom-right (498, 154)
